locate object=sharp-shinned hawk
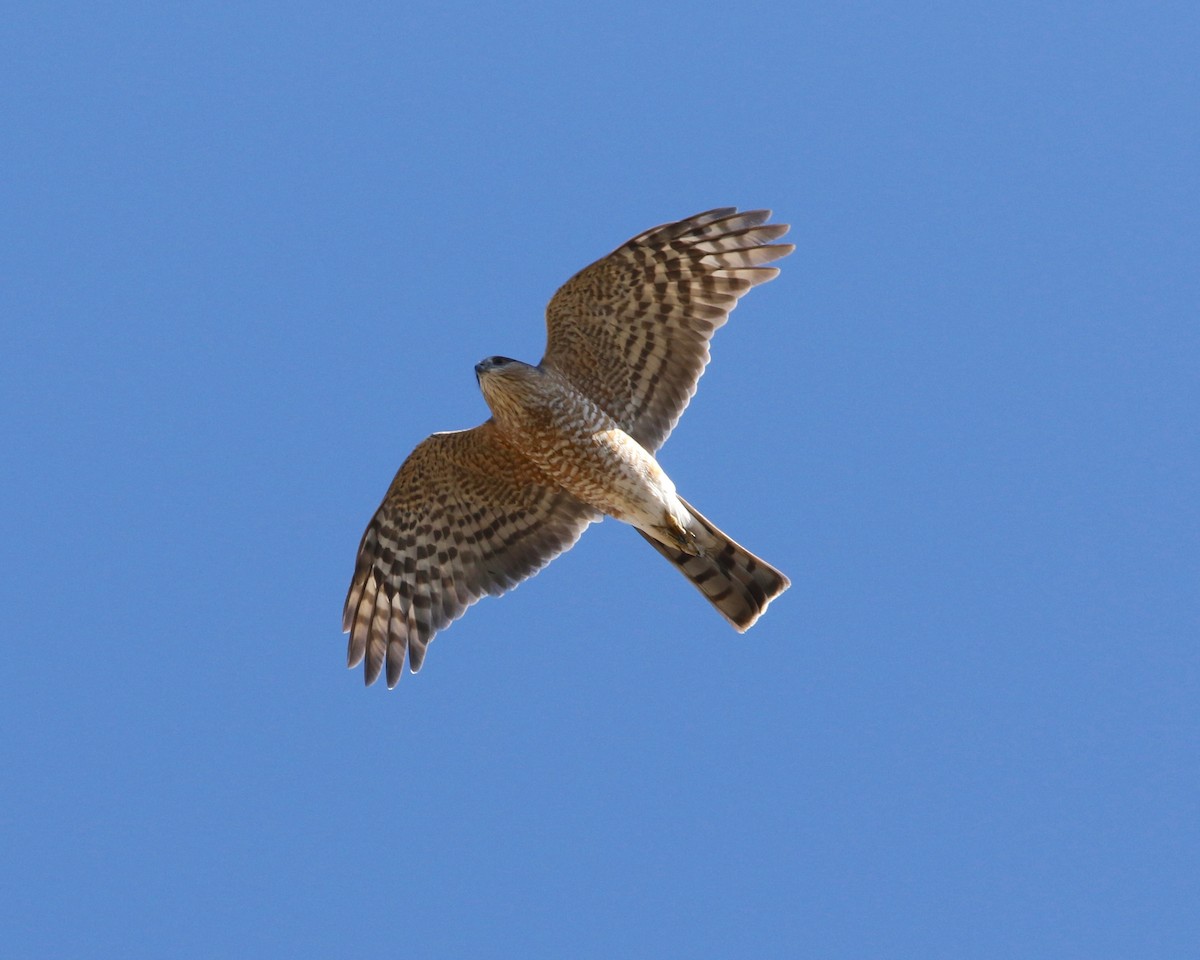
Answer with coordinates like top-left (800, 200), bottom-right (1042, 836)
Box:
top-left (344, 208), bottom-right (793, 687)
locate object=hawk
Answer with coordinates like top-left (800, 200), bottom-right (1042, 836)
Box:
top-left (344, 208), bottom-right (793, 687)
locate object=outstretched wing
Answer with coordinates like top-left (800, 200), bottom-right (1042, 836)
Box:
top-left (343, 421), bottom-right (598, 687)
top-left (541, 208), bottom-right (792, 452)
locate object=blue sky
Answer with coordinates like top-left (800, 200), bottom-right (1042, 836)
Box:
top-left (3, 2), bottom-right (1197, 956)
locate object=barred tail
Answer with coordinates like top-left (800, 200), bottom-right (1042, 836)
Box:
top-left (637, 496), bottom-right (790, 631)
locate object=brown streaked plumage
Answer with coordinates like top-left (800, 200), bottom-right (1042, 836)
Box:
top-left (345, 208), bottom-right (793, 688)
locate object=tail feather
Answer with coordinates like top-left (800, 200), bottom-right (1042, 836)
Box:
top-left (638, 496), bottom-right (789, 631)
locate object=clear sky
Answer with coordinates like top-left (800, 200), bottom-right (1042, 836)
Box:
top-left (3, 2), bottom-right (1197, 957)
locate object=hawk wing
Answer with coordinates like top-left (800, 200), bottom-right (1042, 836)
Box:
top-left (540, 208), bottom-right (793, 452)
top-left (343, 421), bottom-right (599, 687)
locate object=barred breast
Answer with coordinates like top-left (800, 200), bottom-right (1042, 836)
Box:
top-left (480, 362), bottom-right (680, 529)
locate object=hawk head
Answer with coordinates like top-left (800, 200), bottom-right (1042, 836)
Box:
top-left (474, 356), bottom-right (547, 420)
top-left (474, 356), bottom-right (520, 376)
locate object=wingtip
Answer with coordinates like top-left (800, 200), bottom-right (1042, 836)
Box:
top-left (363, 650), bottom-right (385, 687)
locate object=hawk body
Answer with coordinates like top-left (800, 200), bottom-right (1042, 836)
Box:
top-left (476, 358), bottom-right (680, 533)
top-left (345, 208), bottom-right (794, 687)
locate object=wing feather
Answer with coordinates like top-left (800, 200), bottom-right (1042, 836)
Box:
top-left (541, 208), bottom-right (792, 451)
top-left (344, 421), bottom-right (598, 687)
